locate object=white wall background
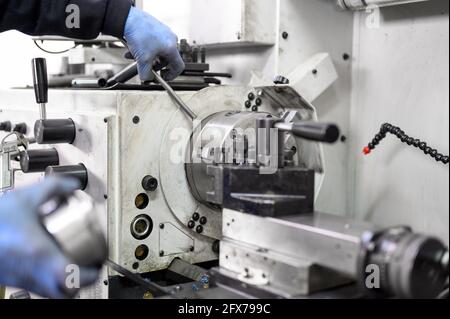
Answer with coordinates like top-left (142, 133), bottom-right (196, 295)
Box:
top-left (0, 32), bottom-right (69, 88)
top-left (349, 0), bottom-right (449, 243)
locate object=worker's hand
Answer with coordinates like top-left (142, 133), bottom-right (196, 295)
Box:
top-left (0, 178), bottom-right (99, 299)
top-left (124, 6), bottom-right (185, 82)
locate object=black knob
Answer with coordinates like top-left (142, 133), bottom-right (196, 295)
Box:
top-left (13, 123), bottom-right (27, 135)
top-left (192, 213), bottom-right (200, 222)
top-left (199, 217), bottom-right (207, 225)
top-left (20, 148), bottom-right (59, 173)
top-left (290, 122), bottom-right (340, 144)
top-left (45, 164), bottom-right (88, 190)
top-left (32, 58), bottom-right (48, 104)
top-left (34, 119), bottom-right (76, 144)
top-left (142, 175), bottom-right (158, 192)
top-left (0, 121), bottom-right (12, 132)
top-left (187, 220), bottom-right (196, 229)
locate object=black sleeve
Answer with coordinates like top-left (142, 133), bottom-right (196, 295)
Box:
top-left (0, 0), bottom-right (133, 39)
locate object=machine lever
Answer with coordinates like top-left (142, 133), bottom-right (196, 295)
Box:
top-left (32, 58), bottom-right (48, 120)
top-left (276, 122), bottom-right (340, 144)
top-left (31, 58), bottom-right (77, 145)
top-left (106, 62), bottom-right (138, 86)
top-left (151, 70), bottom-right (198, 121)
top-left (106, 62), bottom-right (197, 120)
top-left (106, 259), bottom-right (168, 296)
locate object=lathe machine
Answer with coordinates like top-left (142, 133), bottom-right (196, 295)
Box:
top-left (0, 50), bottom-right (448, 299)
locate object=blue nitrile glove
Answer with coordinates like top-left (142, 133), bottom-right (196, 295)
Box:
top-left (0, 178), bottom-right (99, 299)
top-left (124, 6), bottom-right (185, 82)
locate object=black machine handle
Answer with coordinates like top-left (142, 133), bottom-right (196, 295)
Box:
top-left (106, 62), bottom-right (138, 86)
top-left (19, 148), bottom-right (60, 174)
top-left (277, 122), bottom-right (340, 144)
top-left (32, 58), bottom-right (49, 104)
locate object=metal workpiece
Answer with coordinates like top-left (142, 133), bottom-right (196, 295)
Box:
top-left (41, 192), bottom-right (107, 268)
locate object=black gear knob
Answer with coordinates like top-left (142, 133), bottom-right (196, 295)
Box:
top-left (275, 121), bottom-right (340, 144)
top-left (20, 148), bottom-right (60, 173)
top-left (45, 164), bottom-right (88, 190)
top-left (34, 119), bottom-right (76, 145)
top-left (290, 122), bottom-right (340, 144)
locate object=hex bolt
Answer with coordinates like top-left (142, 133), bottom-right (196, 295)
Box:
top-left (192, 212), bottom-right (200, 221)
top-left (255, 98), bottom-right (262, 106)
top-left (188, 220), bottom-right (196, 229)
top-left (190, 246), bottom-right (195, 252)
top-left (245, 100), bottom-right (252, 109)
top-left (248, 92), bottom-right (255, 101)
top-left (132, 116), bottom-right (140, 124)
top-left (312, 69), bottom-right (318, 75)
top-left (196, 225), bottom-right (204, 234)
top-left (159, 223), bottom-right (165, 229)
top-left (199, 216), bottom-right (207, 225)
top-left (252, 106), bottom-right (258, 112)
top-left (159, 250), bottom-right (164, 257)
top-left (282, 31), bottom-right (289, 39)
